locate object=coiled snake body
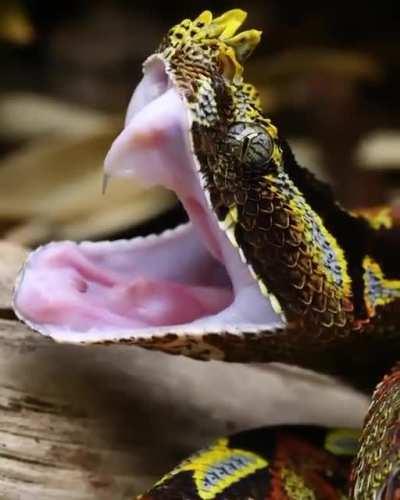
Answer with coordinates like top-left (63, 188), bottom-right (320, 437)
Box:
top-left (136, 10), bottom-right (400, 500)
top-left (13, 9), bottom-right (400, 499)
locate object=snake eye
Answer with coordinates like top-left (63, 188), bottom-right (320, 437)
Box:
top-left (226, 122), bottom-right (274, 167)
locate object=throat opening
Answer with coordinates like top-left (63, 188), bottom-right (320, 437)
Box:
top-left (13, 56), bottom-right (285, 343)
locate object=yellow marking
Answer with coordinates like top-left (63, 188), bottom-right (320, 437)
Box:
top-left (263, 175), bottom-right (278, 193)
top-left (322, 225), bottom-right (351, 296)
top-left (220, 206), bottom-right (239, 248)
top-left (166, 9), bottom-right (262, 84)
top-left (248, 265), bottom-right (258, 281)
top-left (352, 206), bottom-right (393, 230)
top-left (264, 158), bottom-right (350, 300)
top-left (211, 9), bottom-right (248, 39)
top-left (267, 122), bottom-right (278, 139)
top-left (367, 207), bottom-right (393, 230)
top-left (258, 280), bottom-right (269, 297)
top-left (269, 293), bottom-right (283, 315)
top-left (155, 438), bottom-right (268, 499)
top-left (363, 255), bottom-right (400, 311)
top-left (238, 247), bottom-right (247, 263)
top-left (163, 11), bottom-right (360, 321)
top-left (225, 227), bottom-right (239, 248)
top-left (225, 29), bottom-right (262, 64)
top-left (271, 143), bottom-right (282, 164)
top-left (288, 191), bottom-right (352, 298)
top-left (194, 10), bottom-right (213, 25)
top-left (220, 45), bottom-right (244, 81)
top-left (223, 206), bottom-right (238, 227)
top-left (324, 428), bottom-right (360, 457)
top-left (281, 467), bottom-right (316, 499)
top-left (221, 206), bottom-right (284, 315)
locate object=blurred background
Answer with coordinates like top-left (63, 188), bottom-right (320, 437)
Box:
top-left (0, 4), bottom-right (397, 498)
top-left (1, 0), bottom-right (399, 248)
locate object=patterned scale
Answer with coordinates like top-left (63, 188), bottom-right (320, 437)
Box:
top-left (138, 426), bottom-right (357, 499)
top-left (201, 137), bottom-right (355, 331)
top-left (131, 9), bottom-right (400, 498)
top-left (154, 9), bottom-right (400, 343)
top-left (351, 367), bottom-right (400, 498)
top-left (157, 10), bottom-right (388, 342)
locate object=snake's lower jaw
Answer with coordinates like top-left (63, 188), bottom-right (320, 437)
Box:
top-left (13, 57), bottom-right (284, 351)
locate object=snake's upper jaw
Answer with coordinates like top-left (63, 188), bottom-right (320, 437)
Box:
top-left (13, 57), bottom-right (284, 351)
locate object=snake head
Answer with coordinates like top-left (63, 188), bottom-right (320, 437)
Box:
top-left (152, 9), bottom-right (281, 172)
top-left (159, 9), bottom-right (261, 85)
top-left (13, 10), bottom-right (363, 366)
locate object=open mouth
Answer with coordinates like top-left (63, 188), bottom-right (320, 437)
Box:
top-left (13, 57), bottom-right (285, 344)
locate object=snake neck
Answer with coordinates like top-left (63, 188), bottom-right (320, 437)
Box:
top-left (351, 364), bottom-right (400, 497)
top-left (195, 126), bottom-right (400, 338)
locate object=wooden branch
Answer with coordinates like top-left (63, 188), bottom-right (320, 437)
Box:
top-left (0, 244), bottom-right (368, 499)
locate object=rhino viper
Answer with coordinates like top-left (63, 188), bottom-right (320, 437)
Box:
top-left (13, 9), bottom-right (400, 499)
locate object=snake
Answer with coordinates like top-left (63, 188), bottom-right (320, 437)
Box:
top-left (13, 9), bottom-right (400, 499)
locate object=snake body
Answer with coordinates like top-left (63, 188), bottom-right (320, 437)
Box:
top-left (122, 10), bottom-right (400, 390)
top-left (133, 10), bottom-right (400, 499)
top-left (11, 8), bottom-right (400, 499)
top-left (141, 427), bottom-right (355, 499)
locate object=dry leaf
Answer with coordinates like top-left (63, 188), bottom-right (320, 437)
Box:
top-left (0, 125), bottom-right (175, 245)
top-left (0, 93), bottom-right (117, 141)
top-left (0, 0), bottom-right (34, 45)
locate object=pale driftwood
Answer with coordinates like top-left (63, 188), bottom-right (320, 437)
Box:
top-left (0, 243), bottom-right (368, 499)
top-left (0, 324), bottom-right (369, 500)
top-left (357, 130), bottom-right (400, 170)
top-left (0, 241), bottom-right (28, 309)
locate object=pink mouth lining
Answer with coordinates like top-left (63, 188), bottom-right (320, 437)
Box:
top-left (13, 55), bottom-right (284, 342)
top-left (15, 225), bottom-right (233, 333)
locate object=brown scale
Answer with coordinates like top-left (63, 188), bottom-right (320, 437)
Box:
top-left (143, 12), bottom-right (400, 497)
top-left (194, 124), bottom-right (355, 336)
top-left (155, 11), bottom-right (393, 339)
top-left (139, 427), bottom-right (351, 500)
top-left (351, 366), bottom-right (400, 498)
